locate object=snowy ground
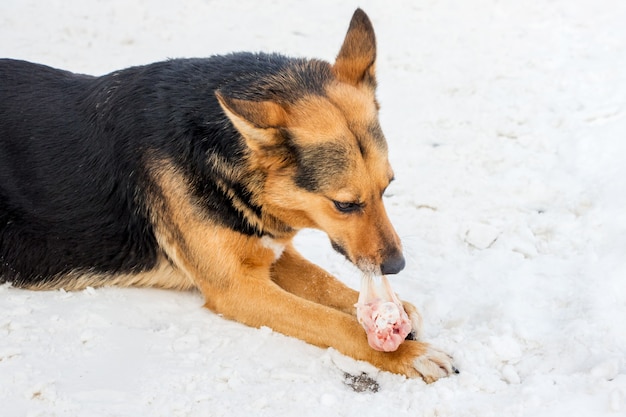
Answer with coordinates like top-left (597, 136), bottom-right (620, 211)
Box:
top-left (1, 0), bottom-right (625, 416)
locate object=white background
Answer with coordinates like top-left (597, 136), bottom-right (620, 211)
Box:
top-left (1, 1), bottom-right (625, 416)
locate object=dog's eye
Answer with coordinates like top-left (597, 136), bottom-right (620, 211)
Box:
top-left (333, 200), bottom-right (362, 213)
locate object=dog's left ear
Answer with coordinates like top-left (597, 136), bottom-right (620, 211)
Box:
top-left (333, 8), bottom-right (377, 89)
top-left (216, 91), bottom-right (287, 151)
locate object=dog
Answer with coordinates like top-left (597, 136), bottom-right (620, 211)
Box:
top-left (0, 9), bottom-right (455, 382)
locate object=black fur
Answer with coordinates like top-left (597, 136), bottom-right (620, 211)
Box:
top-left (0, 53), bottom-right (333, 286)
top-left (292, 143), bottom-right (351, 192)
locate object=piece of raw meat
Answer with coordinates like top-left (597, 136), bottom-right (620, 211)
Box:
top-left (355, 274), bottom-right (412, 352)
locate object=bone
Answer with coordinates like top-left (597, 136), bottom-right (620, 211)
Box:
top-left (355, 274), bottom-right (412, 352)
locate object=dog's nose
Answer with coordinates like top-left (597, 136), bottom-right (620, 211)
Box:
top-left (380, 253), bottom-right (405, 275)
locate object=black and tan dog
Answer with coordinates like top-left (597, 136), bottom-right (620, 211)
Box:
top-left (0, 9), bottom-right (455, 382)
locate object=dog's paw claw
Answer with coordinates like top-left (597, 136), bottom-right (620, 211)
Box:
top-left (413, 346), bottom-right (457, 383)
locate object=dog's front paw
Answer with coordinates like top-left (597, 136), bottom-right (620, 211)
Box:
top-left (401, 301), bottom-right (424, 340)
top-left (412, 344), bottom-right (458, 383)
top-left (373, 341), bottom-right (458, 383)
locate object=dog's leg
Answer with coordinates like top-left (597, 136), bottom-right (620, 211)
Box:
top-left (168, 230), bottom-right (451, 380)
top-left (157, 221), bottom-right (450, 381)
top-left (195, 242), bottom-right (452, 382)
top-left (270, 244), bottom-right (359, 315)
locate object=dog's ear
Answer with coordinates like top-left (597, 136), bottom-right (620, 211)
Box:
top-left (216, 91), bottom-right (287, 150)
top-left (333, 8), bottom-right (377, 89)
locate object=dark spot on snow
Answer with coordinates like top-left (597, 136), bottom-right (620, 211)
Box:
top-left (343, 372), bottom-right (380, 393)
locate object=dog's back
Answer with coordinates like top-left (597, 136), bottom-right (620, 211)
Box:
top-left (0, 54), bottom-right (333, 287)
top-left (0, 59), bottom-right (161, 286)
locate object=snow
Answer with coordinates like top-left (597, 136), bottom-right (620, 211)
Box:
top-left (1, 0), bottom-right (625, 415)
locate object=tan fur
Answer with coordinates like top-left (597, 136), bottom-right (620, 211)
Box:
top-left (333, 10), bottom-right (377, 87)
top-left (24, 256), bottom-right (192, 291)
top-left (246, 89), bottom-right (399, 273)
top-left (147, 163), bottom-right (447, 379)
top-left (143, 92), bottom-right (452, 378)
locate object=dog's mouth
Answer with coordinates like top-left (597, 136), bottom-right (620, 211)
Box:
top-left (330, 239), bottom-right (405, 275)
top-left (330, 239), bottom-right (349, 259)
top-left (330, 239), bottom-right (382, 275)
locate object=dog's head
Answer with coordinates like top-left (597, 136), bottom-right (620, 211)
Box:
top-left (217, 9), bottom-right (404, 275)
